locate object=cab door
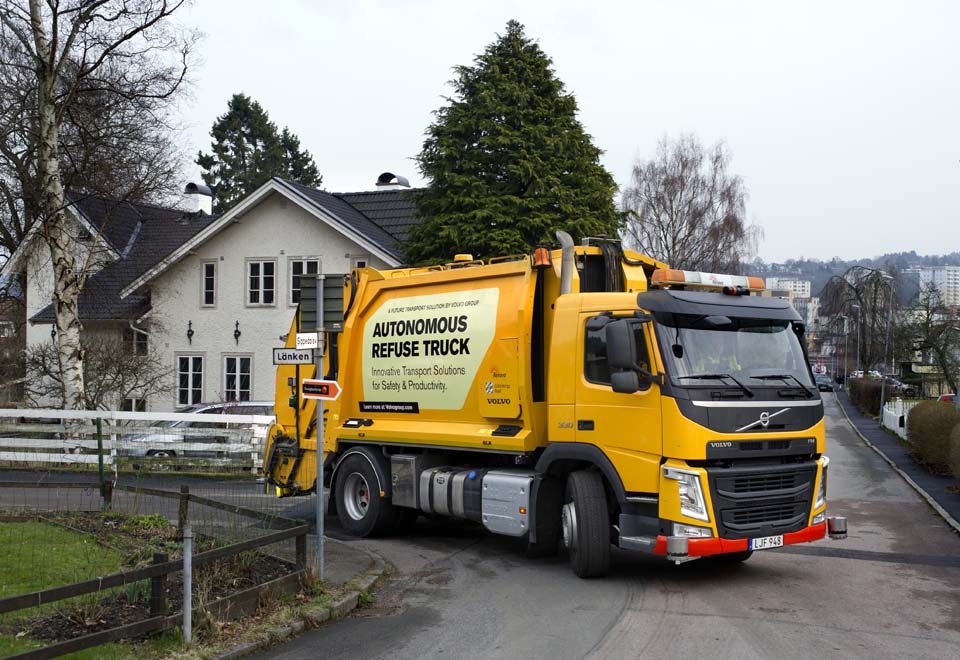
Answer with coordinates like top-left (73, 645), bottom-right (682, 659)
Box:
top-left (574, 314), bottom-right (662, 494)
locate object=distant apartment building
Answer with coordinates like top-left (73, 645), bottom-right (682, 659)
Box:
top-left (907, 266), bottom-right (960, 305)
top-left (791, 296), bottom-right (820, 326)
top-left (764, 277), bottom-right (812, 299)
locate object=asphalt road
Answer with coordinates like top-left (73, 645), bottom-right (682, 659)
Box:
top-left (252, 394), bottom-right (960, 660)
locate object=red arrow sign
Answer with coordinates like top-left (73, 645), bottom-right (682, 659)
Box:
top-left (301, 379), bottom-right (342, 401)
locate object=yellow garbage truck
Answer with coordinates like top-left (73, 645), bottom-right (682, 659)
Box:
top-left (265, 233), bottom-right (845, 577)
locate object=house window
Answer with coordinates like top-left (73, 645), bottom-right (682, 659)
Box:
top-left (0, 321), bottom-right (14, 339)
top-left (202, 261), bottom-right (216, 306)
top-left (123, 327), bottom-right (148, 356)
top-left (247, 260), bottom-right (276, 305)
top-left (352, 257), bottom-right (368, 269)
top-left (290, 259), bottom-right (320, 305)
top-left (121, 397), bottom-right (147, 412)
top-left (178, 355), bottom-right (203, 406)
top-left (223, 356), bottom-right (252, 402)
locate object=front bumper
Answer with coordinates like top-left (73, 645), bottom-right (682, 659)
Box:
top-left (651, 521), bottom-right (826, 557)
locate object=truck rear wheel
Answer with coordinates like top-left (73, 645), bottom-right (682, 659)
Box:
top-left (562, 470), bottom-right (611, 578)
top-left (335, 454), bottom-right (398, 537)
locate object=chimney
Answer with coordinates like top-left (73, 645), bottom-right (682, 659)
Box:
top-left (183, 182), bottom-right (214, 215)
top-left (375, 172), bottom-right (410, 191)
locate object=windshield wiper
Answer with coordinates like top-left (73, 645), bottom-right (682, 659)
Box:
top-left (749, 373), bottom-right (815, 398)
top-left (678, 373), bottom-right (755, 398)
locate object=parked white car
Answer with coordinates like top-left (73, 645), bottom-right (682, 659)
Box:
top-left (124, 401), bottom-right (274, 459)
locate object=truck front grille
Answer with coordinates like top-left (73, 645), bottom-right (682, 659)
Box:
top-left (706, 463), bottom-right (816, 539)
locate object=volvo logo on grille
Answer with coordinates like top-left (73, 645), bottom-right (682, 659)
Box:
top-left (736, 408), bottom-right (790, 433)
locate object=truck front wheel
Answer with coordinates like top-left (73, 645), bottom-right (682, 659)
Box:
top-left (562, 470), bottom-right (611, 578)
top-left (335, 455), bottom-right (397, 537)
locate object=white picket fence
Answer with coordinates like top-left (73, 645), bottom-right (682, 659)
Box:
top-left (0, 408), bottom-right (275, 471)
top-left (881, 399), bottom-right (920, 440)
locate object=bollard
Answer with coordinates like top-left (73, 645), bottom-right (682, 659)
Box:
top-left (183, 524), bottom-right (193, 644)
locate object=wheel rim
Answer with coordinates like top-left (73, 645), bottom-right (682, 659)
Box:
top-left (342, 472), bottom-right (371, 521)
top-left (561, 502), bottom-right (577, 550)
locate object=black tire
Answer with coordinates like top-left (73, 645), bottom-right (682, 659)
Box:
top-left (562, 470), bottom-right (611, 578)
top-left (334, 454), bottom-right (398, 537)
top-left (525, 477), bottom-right (563, 558)
top-left (712, 550), bottom-right (753, 564)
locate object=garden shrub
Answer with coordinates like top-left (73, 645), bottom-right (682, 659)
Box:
top-left (950, 423), bottom-right (960, 479)
top-left (848, 378), bottom-right (895, 416)
top-left (906, 401), bottom-right (960, 471)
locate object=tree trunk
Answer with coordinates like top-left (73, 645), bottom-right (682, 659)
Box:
top-left (32, 0), bottom-right (86, 409)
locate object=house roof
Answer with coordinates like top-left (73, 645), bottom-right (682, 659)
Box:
top-left (275, 179), bottom-right (405, 260)
top-left (29, 179), bottom-right (422, 324)
top-left (118, 178), bottom-right (421, 299)
top-left (335, 188), bottom-right (421, 243)
top-left (31, 209), bottom-right (218, 323)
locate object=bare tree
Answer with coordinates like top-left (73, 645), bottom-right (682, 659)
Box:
top-left (22, 331), bottom-right (171, 410)
top-left (621, 134), bottom-right (761, 273)
top-left (820, 266), bottom-right (898, 373)
top-left (0, 0), bottom-right (194, 409)
top-left (897, 283), bottom-right (959, 394)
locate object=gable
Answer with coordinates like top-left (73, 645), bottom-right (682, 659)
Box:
top-left (119, 178), bottom-right (414, 298)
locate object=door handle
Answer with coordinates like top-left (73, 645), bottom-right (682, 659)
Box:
top-left (577, 420), bottom-right (594, 431)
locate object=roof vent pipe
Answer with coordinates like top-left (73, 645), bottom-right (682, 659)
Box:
top-left (375, 172), bottom-right (411, 190)
top-left (183, 182), bottom-right (213, 215)
top-left (556, 230), bottom-right (574, 295)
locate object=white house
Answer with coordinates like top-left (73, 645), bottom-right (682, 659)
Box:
top-left (2, 175), bottom-right (420, 411)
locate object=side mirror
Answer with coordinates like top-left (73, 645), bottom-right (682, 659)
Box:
top-left (606, 319), bottom-right (637, 370)
top-left (611, 371), bottom-right (640, 394)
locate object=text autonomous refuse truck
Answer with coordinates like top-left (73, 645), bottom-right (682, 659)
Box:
top-left (265, 233), bottom-right (846, 577)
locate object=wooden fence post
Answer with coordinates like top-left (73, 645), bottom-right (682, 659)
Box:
top-left (295, 530), bottom-right (306, 569)
top-left (178, 485), bottom-right (190, 539)
top-left (150, 552), bottom-right (168, 616)
top-left (102, 480), bottom-right (113, 510)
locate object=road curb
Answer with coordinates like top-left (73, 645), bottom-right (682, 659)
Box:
top-left (209, 539), bottom-right (388, 660)
top-left (834, 392), bottom-right (960, 535)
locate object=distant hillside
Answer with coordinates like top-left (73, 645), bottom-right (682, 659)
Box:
top-left (751, 251), bottom-right (960, 299)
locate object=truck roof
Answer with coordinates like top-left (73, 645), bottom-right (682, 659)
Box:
top-left (635, 289), bottom-right (802, 322)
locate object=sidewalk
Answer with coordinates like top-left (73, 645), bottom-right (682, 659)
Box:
top-left (834, 389), bottom-right (960, 529)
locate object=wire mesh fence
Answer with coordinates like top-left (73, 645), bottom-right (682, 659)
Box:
top-left (0, 407), bottom-right (310, 657)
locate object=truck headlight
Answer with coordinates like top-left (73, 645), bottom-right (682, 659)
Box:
top-left (815, 456), bottom-right (829, 510)
top-left (664, 467), bottom-right (709, 522)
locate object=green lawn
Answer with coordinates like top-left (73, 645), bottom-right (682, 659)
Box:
top-left (0, 521), bottom-right (126, 601)
top-left (0, 633), bottom-right (131, 659)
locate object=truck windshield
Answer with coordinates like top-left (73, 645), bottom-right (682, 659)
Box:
top-left (657, 316), bottom-right (813, 389)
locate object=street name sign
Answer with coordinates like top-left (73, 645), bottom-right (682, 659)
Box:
top-left (296, 332), bottom-right (320, 350)
top-left (301, 379), bottom-right (342, 401)
top-left (273, 348), bottom-right (314, 365)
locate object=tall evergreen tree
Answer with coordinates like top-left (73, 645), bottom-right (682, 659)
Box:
top-left (197, 94), bottom-right (322, 213)
top-left (406, 20), bottom-right (618, 264)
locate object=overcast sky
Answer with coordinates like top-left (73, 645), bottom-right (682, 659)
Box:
top-left (178, 0), bottom-right (959, 263)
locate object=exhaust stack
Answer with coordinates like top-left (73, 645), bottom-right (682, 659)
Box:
top-left (556, 230), bottom-right (574, 295)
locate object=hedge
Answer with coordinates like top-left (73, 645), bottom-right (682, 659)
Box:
top-left (950, 424), bottom-right (960, 479)
top-left (848, 378), bottom-right (896, 416)
top-left (906, 401), bottom-right (960, 471)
